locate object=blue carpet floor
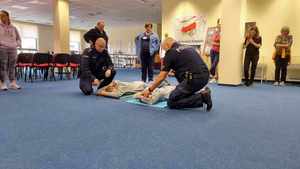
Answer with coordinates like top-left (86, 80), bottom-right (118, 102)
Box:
top-left (0, 69), bottom-right (300, 169)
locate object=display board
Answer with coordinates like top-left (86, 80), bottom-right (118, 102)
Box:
top-left (174, 15), bottom-right (207, 46)
top-left (203, 26), bottom-right (218, 56)
top-left (245, 22), bottom-right (256, 37)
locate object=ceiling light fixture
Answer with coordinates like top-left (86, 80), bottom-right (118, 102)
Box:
top-left (11, 5), bottom-right (29, 10)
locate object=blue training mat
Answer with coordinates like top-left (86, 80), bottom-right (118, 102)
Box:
top-left (121, 96), bottom-right (168, 108)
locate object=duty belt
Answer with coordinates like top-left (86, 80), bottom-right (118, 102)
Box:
top-left (184, 72), bottom-right (205, 80)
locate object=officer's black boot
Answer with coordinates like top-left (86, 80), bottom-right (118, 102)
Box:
top-left (79, 55), bottom-right (93, 95)
top-left (201, 87), bottom-right (213, 111)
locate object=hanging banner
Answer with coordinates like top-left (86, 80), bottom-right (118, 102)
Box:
top-left (174, 15), bottom-right (207, 45)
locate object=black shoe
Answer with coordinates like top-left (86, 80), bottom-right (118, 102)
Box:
top-left (244, 80), bottom-right (250, 87)
top-left (248, 80), bottom-right (254, 86)
top-left (201, 87), bottom-right (213, 111)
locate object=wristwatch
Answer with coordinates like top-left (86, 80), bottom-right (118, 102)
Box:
top-left (148, 87), bottom-right (153, 93)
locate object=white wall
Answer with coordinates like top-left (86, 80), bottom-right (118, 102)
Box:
top-left (12, 21), bottom-right (86, 53)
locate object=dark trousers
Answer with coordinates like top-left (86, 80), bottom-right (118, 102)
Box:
top-left (244, 54), bottom-right (259, 82)
top-left (140, 51), bottom-right (154, 82)
top-left (275, 55), bottom-right (289, 82)
top-left (79, 56), bottom-right (116, 95)
top-left (210, 50), bottom-right (219, 76)
top-left (167, 73), bottom-right (209, 109)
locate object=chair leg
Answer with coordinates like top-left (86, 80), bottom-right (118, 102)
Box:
top-left (25, 67), bottom-right (28, 82)
top-left (52, 67), bottom-right (56, 81)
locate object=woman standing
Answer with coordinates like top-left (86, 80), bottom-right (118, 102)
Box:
top-left (0, 10), bottom-right (21, 90)
top-left (243, 26), bottom-right (262, 86)
top-left (209, 20), bottom-right (221, 83)
top-left (135, 23), bottom-right (160, 82)
top-left (273, 26), bottom-right (293, 86)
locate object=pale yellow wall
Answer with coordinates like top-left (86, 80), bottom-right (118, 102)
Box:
top-left (218, 0), bottom-right (244, 85)
top-left (162, 0), bottom-right (300, 82)
top-left (244, 0), bottom-right (300, 80)
top-left (38, 24), bottom-right (54, 52)
top-left (162, 0), bottom-right (222, 39)
top-left (161, 0), bottom-right (222, 65)
top-left (106, 24), bottom-right (159, 54)
top-left (53, 0), bottom-right (70, 53)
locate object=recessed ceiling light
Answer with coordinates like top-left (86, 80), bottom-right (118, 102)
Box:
top-left (70, 16), bottom-right (77, 19)
top-left (27, 0), bottom-right (47, 5)
top-left (11, 5), bottom-right (29, 10)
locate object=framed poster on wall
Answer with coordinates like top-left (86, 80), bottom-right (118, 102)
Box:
top-left (203, 26), bottom-right (217, 57)
top-left (174, 15), bottom-right (207, 46)
top-left (245, 22), bottom-right (256, 37)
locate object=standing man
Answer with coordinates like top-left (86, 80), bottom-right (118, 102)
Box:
top-left (84, 20), bottom-right (108, 48)
top-left (80, 38), bottom-right (116, 95)
top-left (140, 38), bottom-right (213, 111)
top-left (135, 23), bottom-right (160, 82)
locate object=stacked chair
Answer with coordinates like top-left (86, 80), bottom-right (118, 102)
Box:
top-left (16, 52), bottom-right (81, 82)
top-left (16, 53), bottom-right (34, 82)
top-left (32, 53), bottom-right (53, 81)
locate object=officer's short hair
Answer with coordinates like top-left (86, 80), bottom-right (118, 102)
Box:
top-left (145, 23), bottom-right (153, 28)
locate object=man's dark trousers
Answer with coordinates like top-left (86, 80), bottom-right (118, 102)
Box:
top-left (167, 73), bottom-right (209, 109)
top-left (140, 51), bottom-right (154, 82)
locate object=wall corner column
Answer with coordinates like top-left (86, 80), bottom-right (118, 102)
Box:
top-left (53, 0), bottom-right (70, 53)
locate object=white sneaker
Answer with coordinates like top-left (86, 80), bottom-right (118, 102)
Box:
top-left (273, 82), bottom-right (279, 86)
top-left (0, 83), bottom-right (8, 91)
top-left (9, 83), bottom-right (21, 90)
top-left (210, 79), bottom-right (217, 84)
top-left (279, 82), bottom-right (285, 86)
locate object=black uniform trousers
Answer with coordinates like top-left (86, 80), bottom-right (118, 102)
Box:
top-left (140, 51), bottom-right (154, 82)
top-left (79, 56), bottom-right (116, 95)
top-left (244, 54), bottom-right (259, 82)
top-left (167, 72), bottom-right (209, 109)
top-left (274, 55), bottom-right (289, 82)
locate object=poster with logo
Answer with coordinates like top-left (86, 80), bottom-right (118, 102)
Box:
top-left (174, 15), bottom-right (207, 46)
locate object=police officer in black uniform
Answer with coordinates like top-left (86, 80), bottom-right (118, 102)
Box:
top-left (141, 37), bottom-right (212, 111)
top-left (84, 20), bottom-right (108, 48)
top-left (80, 38), bottom-right (116, 95)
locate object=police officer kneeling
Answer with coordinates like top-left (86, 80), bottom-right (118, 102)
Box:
top-left (141, 37), bottom-right (213, 111)
top-left (79, 38), bottom-right (116, 95)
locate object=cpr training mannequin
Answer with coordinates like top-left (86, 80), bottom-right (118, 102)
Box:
top-left (96, 81), bottom-right (146, 98)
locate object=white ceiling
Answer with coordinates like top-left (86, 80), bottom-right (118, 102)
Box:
top-left (0, 0), bottom-right (161, 30)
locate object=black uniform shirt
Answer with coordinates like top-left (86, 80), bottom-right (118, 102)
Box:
top-left (87, 48), bottom-right (113, 79)
top-left (162, 43), bottom-right (209, 82)
top-left (84, 27), bottom-right (109, 48)
top-left (141, 33), bottom-right (150, 53)
top-left (244, 36), bottom-right (262, 56)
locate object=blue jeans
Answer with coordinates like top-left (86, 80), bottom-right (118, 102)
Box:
top-left (210, 50), bottom-right (219, 76)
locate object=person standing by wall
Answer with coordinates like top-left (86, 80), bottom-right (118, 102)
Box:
top-left (243, 26), bottom-right (262, 86)
top-left (0, 10), bottom-right (21, 90)
top-left (135, 23), bottom-right (160, 82)
top-left (273, 26), bottom-right (293, 86)
top-left (84, 20), bottom-right (108, 49)
top-left (209, 19), bottom-right (221, 83)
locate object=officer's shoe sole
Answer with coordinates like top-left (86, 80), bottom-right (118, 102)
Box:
top-left (201, 87), bottom-right (213, 112)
